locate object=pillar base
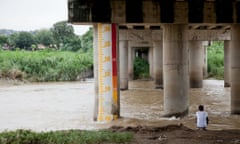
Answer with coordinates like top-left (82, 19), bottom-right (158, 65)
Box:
top-left (120, 88), bottom-right (128, 91)
top-left (231, 111), bottom-right (240, 114)
top-left (155, 84), bottom-right (164, 89)
top-left (120, 80), bottom-right (128, 90)
top-left (163, 108), bottom-right (189, 118)
top-left (224, 82), bottom-right (231, 87)
top-left (190, 80), bottom-right (203, 88)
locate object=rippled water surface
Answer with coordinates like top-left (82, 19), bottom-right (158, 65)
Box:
top-left (0, 79), bottom-right (239, 132)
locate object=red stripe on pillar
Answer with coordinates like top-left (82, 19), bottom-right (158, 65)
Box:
top-left (111, 23), bottom-right (118, 106)
top-left (112, 23), bottom-right (117, 77)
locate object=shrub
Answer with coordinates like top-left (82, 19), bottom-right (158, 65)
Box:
top-left (133, 57), bottom-right (149, 79)
top-left (0, 50), bottom-right (93, 82)
top-left (207, 41), bottom-right (224, 79)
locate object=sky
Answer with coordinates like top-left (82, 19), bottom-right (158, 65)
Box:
top-left (0, 0), bottom-right (90, 35)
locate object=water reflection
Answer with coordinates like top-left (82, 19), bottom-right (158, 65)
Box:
top-left (0, 79), bottom-right (239, 132)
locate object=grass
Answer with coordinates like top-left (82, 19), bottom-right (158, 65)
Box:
top-left (0, 49), bottom-right (93, 82)
top-left (0, 129), bottom-right (134, 144)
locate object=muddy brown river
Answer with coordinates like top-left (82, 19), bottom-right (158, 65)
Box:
top-left (0, 79), bottom-right (239, 132)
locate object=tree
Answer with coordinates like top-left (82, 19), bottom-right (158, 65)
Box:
top-left (8, 33), bottom-right (19, 48)
top-left (51, 21), bottom-right (75, 48)
top-left (0, 35), bottom-right (8, 45)
top-left (60, 36), bottom-right (82, 52)
top-left (13, 32), bottom-right (35, 50)
top-left (35, 29), bottom-right (54, 47)
top-left (80, 27), bottom-right (93, 52)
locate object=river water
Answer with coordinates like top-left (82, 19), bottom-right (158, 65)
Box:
top-left (0, 79), bottom-right (239, 132)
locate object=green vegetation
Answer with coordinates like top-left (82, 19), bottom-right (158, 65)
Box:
top-left (0, 129), bottom-right (134, 144)
top-left (0, 35), bottom-right (8, 45)
top-left (207, 41), bottom-right (224, 79)
top-left (81, 28), bottom-right (93, 52)
top-left (134, 57), bottom-right (149, 79)
top-left (0, 21), bottom-right (94, 82)
top-left (0, 50), bottom-right (93, 82)
top-left (13, 32), bottom-right (36, 50)
top-left (51, 21), bottom-right (75, 48)
top-left (35, 29), bottom-right (55, 47)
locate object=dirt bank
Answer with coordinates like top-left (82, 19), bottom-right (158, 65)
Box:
top-left (110, 124), bottom-right (240, 144)
top-left (0, 78), bottom-right (26, 86)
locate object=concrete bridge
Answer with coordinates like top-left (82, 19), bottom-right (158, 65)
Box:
top-left (68, 0), bottom-right (240, 122)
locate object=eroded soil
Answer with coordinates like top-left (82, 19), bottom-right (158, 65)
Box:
top-left (110, 124), bottom-right (240, 144)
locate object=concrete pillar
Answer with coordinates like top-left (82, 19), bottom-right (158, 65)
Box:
top-left (94, 23), bottom-right (120, 121)
top-left (189, 41), bottom-right (203, 88)
top-left (93, 24), bottom-right (98, 121)
top-left (153, 40), bottom-right (163, 88)
top-left (224, 40), bottom-right (231, 87)
top-left (119, 40), bottom-right (128, 90)
top-left (162, 24), bottom-right (189, 117)
top-left (149, 47), bottom-right (153, 79)
top-left (202, 41), bottom-right (208, 78)
top-left (128, 45), bottom-right (134, 80)
top-left (231, 24), bottom-right (240, 114)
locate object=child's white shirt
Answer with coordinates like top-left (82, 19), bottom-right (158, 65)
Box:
top-left (196, 111), bottom-right (208, 128)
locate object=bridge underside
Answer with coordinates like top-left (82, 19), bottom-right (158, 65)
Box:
top-left (68, 0), bottom-right (240, 122)
top-left (68, 0), bottom-right (240, 24)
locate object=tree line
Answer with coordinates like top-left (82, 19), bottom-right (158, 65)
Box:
top-left (0, 21), bottom-right (92, 52)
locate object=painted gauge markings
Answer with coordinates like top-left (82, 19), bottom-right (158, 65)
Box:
top-left (97, 23), bottom-right (118, 122)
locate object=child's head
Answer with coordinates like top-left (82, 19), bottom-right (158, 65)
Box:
top-left (198, 105), bottom-right (204, 111)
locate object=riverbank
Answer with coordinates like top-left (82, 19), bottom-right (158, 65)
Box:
top-left (1, 124), bottom-right (240, 144)
top-left (110, 124), bottom-right (240, 144)
top-left (0, 78), bottom-right (27, 86)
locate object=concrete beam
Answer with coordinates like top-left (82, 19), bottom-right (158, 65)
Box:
top-left (188, 30), bottom-right (231, 41)
top-left (119, 30), bottom-right (162, 41)
top-left (119, 29), bottom-right (231, 41)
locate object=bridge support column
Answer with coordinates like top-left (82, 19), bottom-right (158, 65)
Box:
top-left (231, 24), bottom-right (240, 114)
top-left (119, 40), bottom-right (128, 90)
top-left (163, 24), bottom-right (189, 117)
top-left (189, 41), bottom-right (203, 88)
top-left (149, 47), bottom-right (154, 79)
top-left (93, 23), bottom-right (120, 121)
top-left (203, 41), bottom-right (208, 78)
top-left (224, 40), bottom-right (231, 87)
top-left (153, 40), bottom-right (163, 88)
top-left (128, 44), bottom-right (134, 80)
top-left (93, 24), bottom-right (99, 121)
